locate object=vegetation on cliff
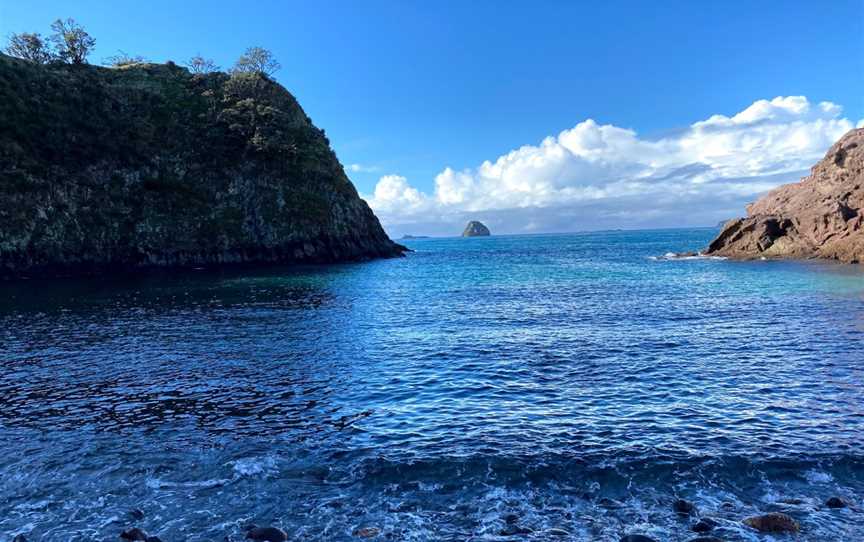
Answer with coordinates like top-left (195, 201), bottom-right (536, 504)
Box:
top-left (0, 41), bottom-right (403, 277)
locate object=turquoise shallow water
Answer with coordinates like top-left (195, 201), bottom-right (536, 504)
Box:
top-left (1, 228), bottom-right (863, 541)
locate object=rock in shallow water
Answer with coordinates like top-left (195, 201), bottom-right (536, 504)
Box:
top-left (619, 535), bottom-right (658, 542)
top-left (246, 527), bottom-right (288, 542)
top-left (352, 527), bottom-right (380, 538)
top-left (673, 498), bottom-right (696, 515)
top-left (826, 496), bottom-right (847, 508)
top-left (692, 518), bottom-right (718, 532)
top-left (742, 512), bottom-right (800, 533)
top-left (120, 528), bottom-right (149, 541)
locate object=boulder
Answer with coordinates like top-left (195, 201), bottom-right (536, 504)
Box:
top-left (246, 526), bottom-right (288, 542)
top-left (742, 512), bottom-right (800, 533)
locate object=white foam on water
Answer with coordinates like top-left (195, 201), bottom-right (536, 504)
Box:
top-left (228, 455), bottom-right (277, 477)
top-left (145, 477), bottom-right (230, 490)
top-left (803, 469), bottom-right (833, 484)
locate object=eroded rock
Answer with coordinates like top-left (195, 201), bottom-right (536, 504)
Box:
top-left (706, 128), bottom-right (864, 263)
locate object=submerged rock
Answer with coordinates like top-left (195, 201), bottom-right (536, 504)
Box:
top-left (826, 496), bottom-right (847, 508)
top-left (673, 498), bottom-right (696, 515)
top-left (705, 128), bottom-right (864, 262)
top-left (246, 527), bottom-right (288, 542)
top-left (12, 535), bottom-right (27, 542)
top-left (352, 527), bottom-right (380, 538)
top-left (619, 535), bottom-right (658, 542)
top-left (129, 509), bottom-right (145, 520)
top-left (692, 518), bottom-right (718, 532)
top-left (462, 220), bottom-right (491, 237)
top-left (120, 528), bottom-right (148, 541)
top-left (742, 512), bottom-right (800, 533)
top-left (0, 54), bottom-right (405, 279)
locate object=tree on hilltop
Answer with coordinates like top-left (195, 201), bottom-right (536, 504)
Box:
top-left (4, 32), bottom-right (53, 63)
top-left (49, 18), bottom-right (95, 64)
top-left (232, 46), bottom-right (280, 77)
top-left (186, 54), bottom-right (219, 74)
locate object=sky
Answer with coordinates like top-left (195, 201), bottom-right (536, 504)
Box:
top-left (2, 1), bottom-right (863, 237)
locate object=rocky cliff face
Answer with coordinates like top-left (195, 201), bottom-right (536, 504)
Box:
top-left (462, 221), bottom-right (490, 237)
top-left (0, 54), bottom-right (404, 278)
top-left (706, 129), bottom-right (864, 263)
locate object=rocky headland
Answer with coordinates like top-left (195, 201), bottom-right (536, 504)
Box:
top-left (706, 129), bottom-right (864, 262)
top-left (0, 54), bottom-right (404, 278)
top-left (462, 220), bottom-right (490, 237)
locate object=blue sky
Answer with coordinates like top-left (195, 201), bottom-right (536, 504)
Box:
top-left (2, 1), bottom-right (862, 235)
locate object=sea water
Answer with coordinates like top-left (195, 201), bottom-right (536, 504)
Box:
top-left (1, 228), bottom-right (863, 540)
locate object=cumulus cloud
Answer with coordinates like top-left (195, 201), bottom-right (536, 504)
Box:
top-left (363, 96), bottom-right (855, 236)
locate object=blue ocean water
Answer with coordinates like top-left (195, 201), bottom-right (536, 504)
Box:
top-left (1, 228), bottom-right (863, 541)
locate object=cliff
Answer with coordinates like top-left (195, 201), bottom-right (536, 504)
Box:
top-left (0, 54), bottom-right (404, 278)
top-left (706, 129), bottom-right (864, 263)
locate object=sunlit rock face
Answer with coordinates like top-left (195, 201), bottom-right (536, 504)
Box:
top-left (706, 129), bottom-right (864, 263)
top-left (0, 54), bottom-right (404, 278)
top-left (462, 221), bottom-right (491, 237)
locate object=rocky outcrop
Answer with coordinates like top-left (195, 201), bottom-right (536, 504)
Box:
top-left (706, 129), bottom-right (864, 262)
top-left (0, 54), bottom-right (404, 278)
top-left (462, 220), bottom-right (490, 237)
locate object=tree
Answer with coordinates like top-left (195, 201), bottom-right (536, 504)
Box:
top-left (4, 32), bottom-right (53, 63)
top-left (49, 18), bottom-right (95, 64)
top-left (186, 54), bottom-right (219, 74)
top-left (232, 46), bottom-right (280, 77)
top-left (104, 50), bottom-right (148, 67)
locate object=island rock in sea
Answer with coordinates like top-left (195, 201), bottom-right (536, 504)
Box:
top-left (462, 221), bottom-right (491, 237)
top-left (0, 54), bottom-right (404, 278)
top-left (706, 128), bottom-right (864, 262)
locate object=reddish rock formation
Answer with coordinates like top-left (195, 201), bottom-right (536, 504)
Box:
top-left (706, 128), bottom-right (864, 263)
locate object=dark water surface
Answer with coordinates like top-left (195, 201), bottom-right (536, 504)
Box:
top-left (1, 229), bottom-right (863, 541)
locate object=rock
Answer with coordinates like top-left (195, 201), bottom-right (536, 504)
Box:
top-left (692, 518), bottom-right (718, 532)
top-left (246, 527), bottom-right (288, 542)
top-left (0, 54), bottom-right (405, 279)
top-left (778, 498), bottom-right (805, 505)
top-left (145, 537), bottom-right (162, 542)
top-left (742, 512), bottom-right (800, 533)
top-left (826, 496), bottom-right (846, 508)
top-left (129, 509), bottom-right (145, 520)
top-left (12, 535), bottom-right (27, 542)
top-left (462, 220), bottom-right (491, 237)
top-left (120, 528), bottom-right (149, 541)
top-left (673, 498), bottom-right (696, 515)
top-left (619, 535), bottom-right (658, 542)
top-left (503, 513), bottom-right (520, 524)
top-left (705, 128), bottom-right (864, 263)
top-left (499, 524), bottom-right (533, 536)
top-left (352, 527), bottom-right (380, 538)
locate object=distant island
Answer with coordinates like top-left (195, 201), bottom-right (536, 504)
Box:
top-left (0, 46), bottom-right (404, 278)
top-left (706, 128), bottom-right (863, 263)
top-left (462, 221), bottom-right (491, 237)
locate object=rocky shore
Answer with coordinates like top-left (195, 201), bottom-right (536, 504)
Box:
top-left (90, 494), bottom-right (853, 541)
top-left (705, 128), bottom-right (864, 262)
top-left (0, 54), bottom-right (404, 279)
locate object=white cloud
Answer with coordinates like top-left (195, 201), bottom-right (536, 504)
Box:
top-left (347, 163), bottom-right (379, 173)
top-left (363, 96), bottom-right (855, 236)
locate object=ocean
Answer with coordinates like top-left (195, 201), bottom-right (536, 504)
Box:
top-left (1, 228), bottom-right (863, 541)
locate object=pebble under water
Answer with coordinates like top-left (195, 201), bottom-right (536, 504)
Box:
top-left (1, 228), bottom-right (863, 541)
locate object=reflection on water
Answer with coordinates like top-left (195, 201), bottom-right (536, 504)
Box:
top-left (1, 229), bottom-right (864, 541)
